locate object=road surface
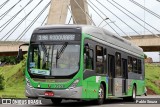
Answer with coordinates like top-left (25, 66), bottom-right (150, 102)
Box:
top-left (0, 95), bottom-right (160, 107)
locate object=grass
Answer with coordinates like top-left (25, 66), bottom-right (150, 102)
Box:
top-left (0, 59), bottom-right (26, 98)
top-left (145, 63), bottom-right (160, 94)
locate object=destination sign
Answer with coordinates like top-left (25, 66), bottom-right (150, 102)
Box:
top-left (37, 34), bottom-right (75, 41)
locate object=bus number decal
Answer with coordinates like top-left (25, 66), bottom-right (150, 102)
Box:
top-left (55, 84), bottom-right (64, 88)
top-left (96, 76), bottom-right (101, 83)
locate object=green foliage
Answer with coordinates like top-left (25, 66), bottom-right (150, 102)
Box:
top-left (0, 74), bottom-right (4, 90)
top-left (144, 54), bottom-right (147, 59)
top-left (0, 56), bottom-right (17, 65)
top-left (145, 63), bottom-right (160, 94)
top-left (0, 54), bottom-right (27, 98)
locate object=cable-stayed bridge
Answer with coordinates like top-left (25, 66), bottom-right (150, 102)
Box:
top-left (0, 0), bottom-right (160, 56)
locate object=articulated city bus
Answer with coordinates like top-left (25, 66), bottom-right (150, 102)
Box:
top-left (18, 25), bottom-right (145, 105)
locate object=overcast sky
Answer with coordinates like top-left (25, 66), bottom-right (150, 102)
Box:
top-left (0, 0), bottom-right (160, 62)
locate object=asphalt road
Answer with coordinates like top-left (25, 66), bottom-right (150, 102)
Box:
top-left (0, 95), bottom-right (160, 107)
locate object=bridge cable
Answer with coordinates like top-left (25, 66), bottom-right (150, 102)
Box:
top-left (87, 0), bottom-right (121, 36)
top-left (61, 0), bottom-right (74, 24)
top-left (0, 0), bottom-right (33, 31)
top-left (73, 0), bottom-right (96, 26)
top-left (96, 0), bottom-right (140, 36)
top-left (0, 0), bottom-right (22, 20)
top-left (16, 2), bottom-right (50, 41)
top-left (112, 0), bottom-right (160, 35)
top-left (0, 0), bottom-right (10, 10)
top-left (41, 15), bottom-right (48, 26)
top-left (0, 0), bottom-right (43, 41)
top-left (67, 4), bottom-right (77, 24)
top-left (4, 0), bottom-right (44, 41)
top-left (16, 1), bottom-right (51, 41)
top-left (59, 0), bottom-right (65, 24)
top-left (88, 0), bottom-right (131, 38)
top-left (129, 0), bottom-right (160, 20)
top-left (106, 0), bottom-right (159, 37)
top-left (68, 15), bottom-right (72, 24)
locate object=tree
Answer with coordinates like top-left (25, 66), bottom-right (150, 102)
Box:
top-left (0, 74), bottom-right (4, 90)
top-left (0, 56), bottom-right (17, 65)
top-left (144, 54), bottom-right (147, 59)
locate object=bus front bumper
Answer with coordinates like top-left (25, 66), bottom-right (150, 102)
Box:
top-left (25, 85), bottom-right (82, 99)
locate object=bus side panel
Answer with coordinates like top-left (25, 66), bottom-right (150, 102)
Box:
top-left (126, 79), bottom-right (145, 96)
top-left (126, 79), bottom-right (133, 96)
top-left (132, 80), bottom-right (145, 95)
top-left (82, 76), bottom-right (108, 100)
top-left (114, 78), bottom-right (123, 97)
top-left (82, 76), bottom-right (99, 100)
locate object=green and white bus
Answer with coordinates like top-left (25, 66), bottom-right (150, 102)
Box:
top-left (18, 25), bottom-right (145, 105)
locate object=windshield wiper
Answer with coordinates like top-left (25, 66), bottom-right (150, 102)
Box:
top-left (56, 42), bottom-right (68, 59)
top-left (55, 42), bottom-right (68, 68)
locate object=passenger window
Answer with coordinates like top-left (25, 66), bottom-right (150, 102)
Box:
top-left (84, 44), bottom-right (93, 70)
top-left (104, 48), bottom-right (107, 74)
top-left (108, 55), bottom-right (115, 77)
top-left (137, 60), bottom-right (142, 74)
top-left (128, 56), bottom-right (133, 72)
top-left (115, 52), bottom-right (122, 77)
top-left (96, 45), bottom-right (104, 74)
top-left (133, 58), bottom-right (138, 73)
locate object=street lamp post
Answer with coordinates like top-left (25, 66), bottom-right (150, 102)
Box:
top-left (98, 17), bottom-right (109, 27)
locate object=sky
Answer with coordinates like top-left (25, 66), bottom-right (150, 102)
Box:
top-left (0, 0), bottom-right (160, 62)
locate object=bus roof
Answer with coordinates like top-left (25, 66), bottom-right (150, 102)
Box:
top-left (34, 25), bottom-right (143, 56)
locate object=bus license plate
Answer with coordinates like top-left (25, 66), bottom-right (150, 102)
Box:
top-left (44, 91), bottom-right (54, 96)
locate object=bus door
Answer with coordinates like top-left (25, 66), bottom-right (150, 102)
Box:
top-left (122, 59), bottom-right (128, 94)
top-left (108, 55), bottom-right (115, 95)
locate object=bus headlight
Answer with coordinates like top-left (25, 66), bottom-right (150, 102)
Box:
top-left (26, 78), bottom-right (33, 88)
top-left (69, 79), bottom-right (80, 89)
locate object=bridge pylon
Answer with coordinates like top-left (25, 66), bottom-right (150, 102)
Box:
top-left (47, 0), bottom-right (91, 25)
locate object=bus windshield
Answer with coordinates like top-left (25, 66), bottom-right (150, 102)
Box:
top-left (28, 43), bottom-right (80, 77)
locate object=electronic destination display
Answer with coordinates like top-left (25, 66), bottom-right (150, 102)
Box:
top-left (37, 34), bottom-right (76, 41)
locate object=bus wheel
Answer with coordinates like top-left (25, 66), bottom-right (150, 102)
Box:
top-left (96, 84), bottom-right (105, 105)
top-left (132, 85), bottom-right (136, 101)
top-left (51, 98), bottom-right (62, 105)
top-left (123, 85), bottom-right (136, 102)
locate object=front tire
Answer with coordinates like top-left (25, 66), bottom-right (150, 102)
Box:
top-left (51, 98), bottom-right (62, 105)
top-left (95, 84), bottom-right (105, 105)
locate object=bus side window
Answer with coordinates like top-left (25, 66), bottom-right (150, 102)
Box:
top-left (115, 52), bottom-right (122, 77)
top-left (128, 56), bottom-right (133, 72)
top-left (104, 48), bottom-right (107, 74)
top-left (84, 45), bottom-right (94, 70)
top-left (96, 45), bottom-right (104, 74)
top-left (108, 55), bottom-right (115, 77)
top-left (137, 60), bottom-right (142, 74)
top-left (133, 58), bottom-right (138, 73)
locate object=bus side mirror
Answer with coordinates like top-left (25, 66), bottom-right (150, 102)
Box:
top-left (84, 43), bottom-right (93, 58)
top-left (17, 43), bottom-right (29, 62)
top-left (85, 43), bottom-right (91, 49)
top-left (17, 48), bottom-right (23, 62)
top-left (89, 49), bottom-right (93, 58)
top-left (84, 43), bottom-right (91, 52)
